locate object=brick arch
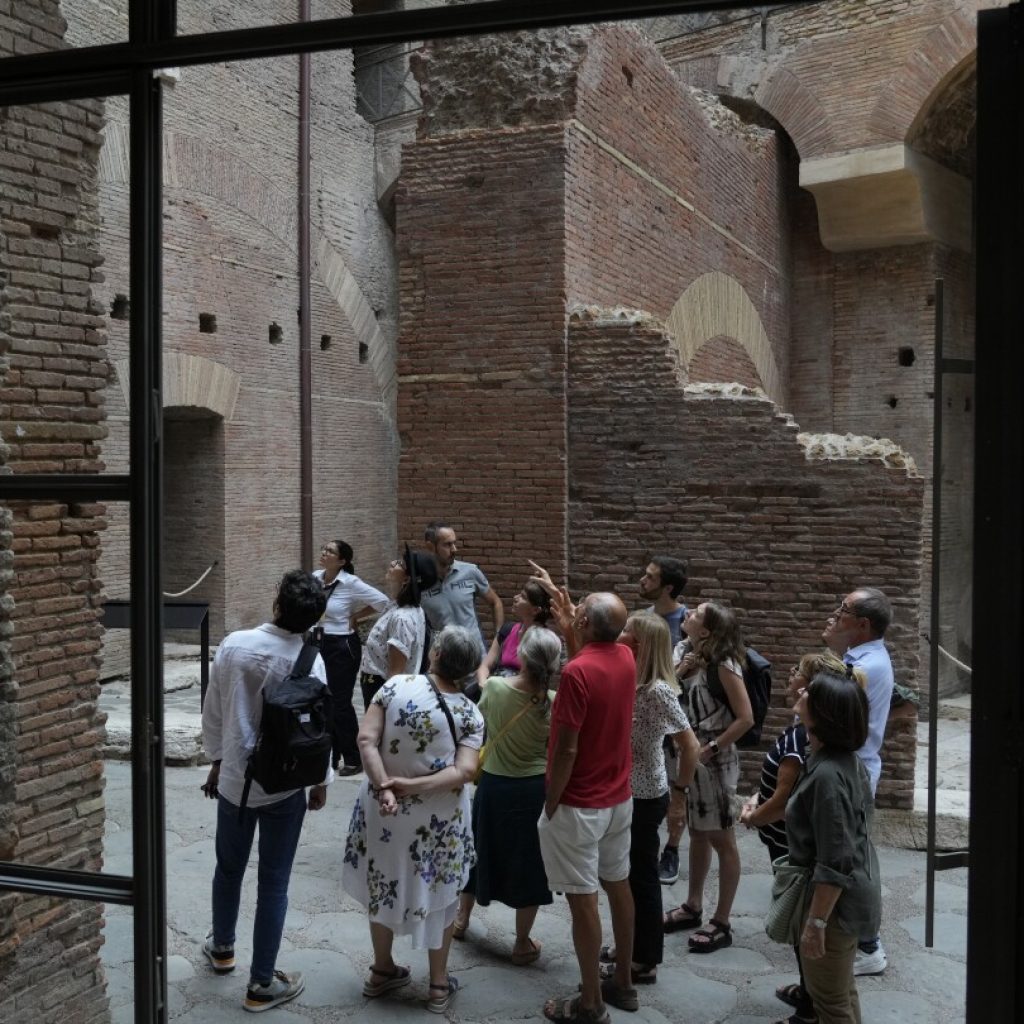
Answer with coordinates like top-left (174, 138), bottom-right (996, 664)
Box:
top-left (112, 352), bottom-right (240, 421)
top-left (688, 334), bottom-right (763, 391)
top-left (665, 271), bottom-right (781, 403)
top-left (867, 6), bottom-right (976, 144)
top-left (753, 66), bottom-right (836, 160)
top-left (98, 125), bottom-right (395, 414)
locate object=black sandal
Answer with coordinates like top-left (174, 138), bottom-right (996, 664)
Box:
top-left (688, 918), bottom-right (732, 953)
top-left (663, 903), bottom-right (702, 933)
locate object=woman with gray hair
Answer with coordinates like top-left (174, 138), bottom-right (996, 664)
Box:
top-left (453, 626), bottom-right (561, 965)
top-left (342, 625), bottom-right (485, 1014)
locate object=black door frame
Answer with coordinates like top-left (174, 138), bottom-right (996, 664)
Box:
top-left (0, 1), bottom-right (1018, 1021)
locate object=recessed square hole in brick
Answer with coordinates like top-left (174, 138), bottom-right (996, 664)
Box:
top-left (887, 395), bottom-right (898, 409)
top-left (199, 313), bottom-right (217, 333)
top-left (898, 346), bottom-right (915, 367)
top-left (358, 342), bottom-right (369, 364)
top-left (320, 335), bottom-right (332, 351)
top-left (110, 294), bottom-right (129, 320)
top-left (269, 322), bottom-right (283, 345)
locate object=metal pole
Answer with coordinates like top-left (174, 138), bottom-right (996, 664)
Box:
top-left (925, 278), bottom-right (943, 949)
top-left (298, 0), bottom-right (313, 569)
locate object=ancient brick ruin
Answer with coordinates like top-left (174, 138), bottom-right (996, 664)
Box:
top-left (1, 0), bottom-right (983, 1017)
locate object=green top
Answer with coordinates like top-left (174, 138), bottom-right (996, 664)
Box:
top-left (478, 676), bottom-right (554, 778)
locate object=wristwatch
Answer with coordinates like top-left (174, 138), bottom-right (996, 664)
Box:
top-left (709, 739), bottom-right (720, 755)
top-left (808, 917), bottom-right (828, 930)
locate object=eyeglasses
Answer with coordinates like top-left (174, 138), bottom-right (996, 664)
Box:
top-left (837, 602), bottom-right (859, 617)
top-left (320, 546), bottom-right (339, 556)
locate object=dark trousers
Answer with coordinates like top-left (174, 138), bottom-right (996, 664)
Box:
top-left (321, 633), bottom-right (362, 768)
top-left (629, 792), bottom-right (670, 966)
top-left (359, 671), bottom-right (386, 712)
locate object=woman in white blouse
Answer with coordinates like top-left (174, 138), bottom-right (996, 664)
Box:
top-left (313, 540), bottom-right (389, 776)
top-left (358, 545), bottom-right (437, 709)
top-left (600, 611), bottom-right (698, 984)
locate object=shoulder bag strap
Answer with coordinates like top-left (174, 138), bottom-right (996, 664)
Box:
top-left (485, 693), bottom-right (536, 752)
top-left (422, 673), bottom-right (461, 752)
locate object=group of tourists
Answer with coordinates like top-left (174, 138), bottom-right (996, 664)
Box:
top-left (200, 523), bottom-right (892, 1024)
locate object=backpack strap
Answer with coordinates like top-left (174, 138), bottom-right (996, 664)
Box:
top-left (238, 768), bottom-right (253, 822)
top-left (291, 641), bottom-right (319, 680)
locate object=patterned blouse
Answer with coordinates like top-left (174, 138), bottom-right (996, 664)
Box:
top-left (631, 680), bottom-right (692, 799)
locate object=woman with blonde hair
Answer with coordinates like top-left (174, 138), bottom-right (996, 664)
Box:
top-left (663, 600), bottom-right (754, 953)
top-left (601, 612), bottom-right (699, 984)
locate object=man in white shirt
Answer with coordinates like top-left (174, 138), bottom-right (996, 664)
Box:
top-left (823, 586), bottom-right (895, 977)
top-left (201, 570), bottom-right (333, 1013)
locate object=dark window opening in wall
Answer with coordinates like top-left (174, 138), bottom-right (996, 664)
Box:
top-left (269, 322), bottom-right (283, 345)
top-left (898, 346), bottom-right (916, 366)
top-left (198, 313), bottom-right (217, 334)
top-left (320, 334), bottom-right (332, 351)
top-left (887, 395), bottom-right (899, 408)
top-left (352, 1), bottom-right (417, 124)
top-left (358, 341), bottom-right (369, 364)
top-left (111, 294), bottom-right (129, 320)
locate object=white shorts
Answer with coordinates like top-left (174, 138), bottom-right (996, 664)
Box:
top-left (537, 798), bottom-right (632, 894)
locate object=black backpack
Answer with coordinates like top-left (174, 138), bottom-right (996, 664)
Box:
top-left (239, 643), bottom-right (332, 815)
top-left (707, 647), bottom-right (772, 748)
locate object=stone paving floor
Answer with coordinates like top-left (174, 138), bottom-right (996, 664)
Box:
top-left (100, 760), bottom-right (969, 1023)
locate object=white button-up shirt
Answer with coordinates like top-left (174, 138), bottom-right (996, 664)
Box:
top-left (845, 638), bottom-right (895, 797)
top-left (312, 569), bottom-right (388, 635)
top-left (202, 623), bottom-right (332, 808)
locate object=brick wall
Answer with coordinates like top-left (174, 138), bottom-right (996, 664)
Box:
top-left (567, 310), bottom-right (923, 808)
top-left (688, 334), bottom-right (763, 391)
top-left (59, 0), bottom-right (399, 675)
top-left (0, 2), bottom-right (110, 1020)
top-left (395, 124), bottom-right (570, 607)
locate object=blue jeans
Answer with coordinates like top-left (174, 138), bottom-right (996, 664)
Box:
top-left (212, 790), bottom-right (307, 984)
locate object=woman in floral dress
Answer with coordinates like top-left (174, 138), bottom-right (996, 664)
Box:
top-left (342, 625), bottom-right (485, 1014)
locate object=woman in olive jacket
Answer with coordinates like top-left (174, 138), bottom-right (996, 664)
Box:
top-left (785, 671), bottom-right (882, 1024)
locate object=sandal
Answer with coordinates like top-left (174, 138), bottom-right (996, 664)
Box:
top-left (663, 903), bottom-right (702, 933)
top-left (362, 963), bottom-right (411, 998)
top-left (427, 975), bottom-right (459, 1014)
top-left (776, 983), bottom-right (809, 1010)
top-left (543, 995), bottom-right (611, 1024)
top-left (599, 978), bottom-right (639, 1011)
top-left (510, 938), bottom-right (543, 966)
top-left (598, 944), bottom-right (615, 964)
top-left (598, 962), bottom-right (657, 984)
top-left (688, 917), bottom-right (732, 953)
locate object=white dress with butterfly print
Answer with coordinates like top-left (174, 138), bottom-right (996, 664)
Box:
top-left (342, 674), bottom-right (484, 949)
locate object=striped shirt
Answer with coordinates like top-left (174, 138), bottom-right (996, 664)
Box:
top-left (755, 721), bottom-right (808, 853)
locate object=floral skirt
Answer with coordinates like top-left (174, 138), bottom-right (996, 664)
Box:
top-left (342, 779), bottom-right (476, 949)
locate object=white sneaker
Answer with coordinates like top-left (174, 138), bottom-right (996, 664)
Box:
top-left (853, 944), bottom-right (887, 976)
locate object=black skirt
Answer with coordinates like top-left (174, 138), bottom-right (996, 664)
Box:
top-left (464, 771), bottom-right (553, 908)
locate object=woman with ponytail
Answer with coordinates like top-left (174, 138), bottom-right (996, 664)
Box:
top-left (313, 540), bottom-right (388, 776)
top-left (454, 626), bottom-right (561, 965)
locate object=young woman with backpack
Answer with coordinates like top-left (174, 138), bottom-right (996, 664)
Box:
top-left (663, 601), bottom-right (754, 954)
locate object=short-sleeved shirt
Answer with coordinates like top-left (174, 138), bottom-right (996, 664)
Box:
top-left (548, 641), bottom-right (635, 809)
top-left (478, 677), bottom-right (554, 777)
top-left (420, 560), bottom-right (490, 634)
top-left (844, 638), bottom-right (894, 797)
top-left (648, 604), bottom-right (688, 647)
top-left (631, 680), bottom-right (691, 799)
top-left (360, 604), bottom-right (427, 679)
top-left (312, 569), bottom-right (388, 635)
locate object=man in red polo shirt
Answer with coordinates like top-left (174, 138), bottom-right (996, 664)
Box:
top-left (539, 591), bottom-right (637, 1024)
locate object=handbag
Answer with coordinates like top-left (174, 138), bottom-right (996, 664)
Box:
top-left (473, 696), bottom-right (536, 784)
top-left (765, 854), bottom-right (812, 945)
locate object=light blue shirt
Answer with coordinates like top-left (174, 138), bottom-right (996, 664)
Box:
top-left (844, 638), bottom-right (894, 797)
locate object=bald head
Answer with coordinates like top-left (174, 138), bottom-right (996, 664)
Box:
top-left (583, 592), bottom-right (628, 643)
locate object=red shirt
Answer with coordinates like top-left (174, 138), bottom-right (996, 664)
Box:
top-left (548, 641), bottom-right (635, 808)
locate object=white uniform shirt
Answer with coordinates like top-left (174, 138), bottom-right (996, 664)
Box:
top-left (202, 623), bottom-right (332, 808)
top-left (312, 569), bottom-right (388, 635)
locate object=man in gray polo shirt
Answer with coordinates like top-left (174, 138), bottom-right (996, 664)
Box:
top-left (420, 521), bottom-right (503, 648)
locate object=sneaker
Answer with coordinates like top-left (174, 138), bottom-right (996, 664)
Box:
top-left (337, 764), bottom-right (363, 777)
top-left (658, 846), bottom-right (679, 885)
top-left (244, 970), bottom-right (305, 1013)
top-left (853, 944), bottom-right (887, 976)
top-left (202, 934), bottom-right (235, 974)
